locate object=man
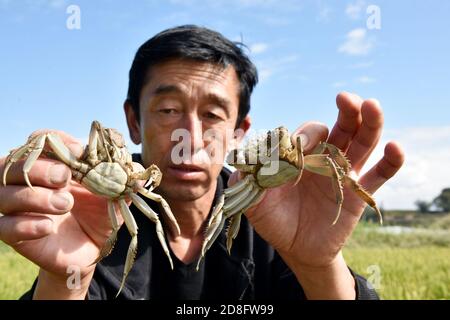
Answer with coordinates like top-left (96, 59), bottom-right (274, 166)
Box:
top-left (0, 25), bottom-right (404, 299)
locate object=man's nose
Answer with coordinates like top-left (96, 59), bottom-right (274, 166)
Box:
top-left (183, 114), bottom-right (204, 153)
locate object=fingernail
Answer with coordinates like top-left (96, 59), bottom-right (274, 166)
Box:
top-left (299, 134), bottom-right (309, 150)
top-left (35, 219), bottom-right (53, 234)
top-left (49, 163), bottom-right (70, 185)
top-left (50, 192), bottom-right (72, 210)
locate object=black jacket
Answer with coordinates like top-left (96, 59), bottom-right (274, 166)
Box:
top-left (21, 164), bottom-right (378, 300)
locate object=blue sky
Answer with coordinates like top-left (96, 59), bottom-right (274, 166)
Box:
top-left (1, 0), bottom-right (449, 209)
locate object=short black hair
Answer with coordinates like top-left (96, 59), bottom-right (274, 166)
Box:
top-left (127, 25), bottom-right (258, 126)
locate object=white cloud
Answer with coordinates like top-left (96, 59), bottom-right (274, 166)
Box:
top-left (255, 54), bottom-right (300, 82)
top-left (332, 81), bottom-right (348, 88)
top-left (249, 42), bottom-right (269, 55)
top-left (316, 1), bottom-right (332, 22)
top-left (345, 0), bottom-right (366, 20)
top-left (356, 76), bottom-right (376, 84)
top-left (338, 28), bottom-right (374, 56)
top-left (362, 126), bottom-right (450, 209)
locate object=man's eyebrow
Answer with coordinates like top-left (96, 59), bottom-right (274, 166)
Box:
top-left (152, 84), bottom-right (183, 96)
top-left (205, 93), bottom-right (232, 111)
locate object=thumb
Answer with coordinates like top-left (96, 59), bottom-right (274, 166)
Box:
top-left (0, 215), bottom-right (53, 246)
top-left (291, 121), bottom-right (329, 154)
top-left (227, 170), bottom-right (244, 188)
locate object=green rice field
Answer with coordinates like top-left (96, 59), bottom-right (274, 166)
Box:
top-left (1, 213), bottom-right (449, 300)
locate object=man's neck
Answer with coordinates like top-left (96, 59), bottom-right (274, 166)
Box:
top-left (162, 183), bottom-right (217, 264)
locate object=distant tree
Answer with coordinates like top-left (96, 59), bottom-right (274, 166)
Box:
top-left (415, 200), bottom-right (431, 213)
top-left (433, 188), bottom-right (450, 212)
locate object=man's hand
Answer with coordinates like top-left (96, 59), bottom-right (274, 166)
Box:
top-left (0, 131), bottom-right (119, 299)
top-left (238, 92), bottom-right (404, 298)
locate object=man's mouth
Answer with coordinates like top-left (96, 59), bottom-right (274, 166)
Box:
top-left (167, 164), bottom-right (206, 180)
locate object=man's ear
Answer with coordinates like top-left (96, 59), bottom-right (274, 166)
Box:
top-left (230, 116), bottom-right (251, 150)
top-left (236, 115), bottom-right (251, 143)
top-left (124, 100), bottom-right (142, 145)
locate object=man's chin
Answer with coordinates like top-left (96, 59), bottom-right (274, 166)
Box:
top-left (157, 181), bottom-right (210, 202)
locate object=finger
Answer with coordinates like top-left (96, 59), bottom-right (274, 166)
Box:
top-left (2, 129), bottom-right (83, 188)
top-left (327, 92), bottom-right (364, 151)
top-left (0, 185), bottom-right (73, 215)
top-left (358, 141), bottom-right (405, 194)
top-left (30, 129), bottom-right (84, 158)
top-left (0, 214), bottom-right (53, 246)
top-left (292, 121), bottom-right (329, 153)
top-left (0, 158), bottom-right (72, 188)
top-left (227, 170), bottom-right (242, 187)
top-left (345, 99), bottom-right (384, 173)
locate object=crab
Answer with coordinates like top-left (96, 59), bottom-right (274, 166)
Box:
top-left (2, 120), bottom-right (180, 295)
top-left (197, 126), bottom-right (382, 269)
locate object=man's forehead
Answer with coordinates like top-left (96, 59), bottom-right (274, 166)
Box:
top-left (145, 59), bottom-right (239, 85)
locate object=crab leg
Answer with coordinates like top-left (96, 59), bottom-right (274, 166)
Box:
top-left (197, 194), bottom-right (230, 258)
top-left (312, 142), bottom-right (382, 223)
top-left (132, 165), bottom-right (161, 191)
top-left (96, 122), bottom-right (112, 163)
top-left (3, 133), bottom-right (87, 189)
top-left (343, 176), bottom-right (383, 224)
top-left (138, 187), bottom-right (181, 236)
top-left (225, 187), bottom-right (262, 253)
top-left (196, 200), bottom-right (226, 271)
top-left (225, 184), bottom-right (260, 218)
top-left (303, 154), bottom-right (344, 224)
top-left (304, 154), bottom-right (382, 224)
top-left (293, 135), bottom-right (305, 186)
top-left (324, 157), bottom-right (344, 225)
top-left (130, 193), bottom-right (174, 270)
top-left (315, 141), bottom-right (382, 223)
top-left (223, 181), bottom-right (255, 212)
top-left (144, 177), bottom-right (154, 189)
top-left (92, 200), bottom-right (121, 265)
top-left (320, 142), bottom-right (351, 174)
top-left (196, 195), bottom-right (225, 266)
top-left (223, 174), bottom-right (252, 197)
top-left (2, 135), bottom-right (45, 188)
top-left (226, 214), bottom-right (242, 254)
top-left (87, 121), bottom-right (100, 166)
top-left (116, 198), bottom-right (138, 297)
top-left (207, 194), bottom-right (225, 228)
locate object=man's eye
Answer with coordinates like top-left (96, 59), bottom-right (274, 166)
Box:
top-left (205, 112), bottom-right (223, 120)
top-left (159, 109), bottom-right (177, 114)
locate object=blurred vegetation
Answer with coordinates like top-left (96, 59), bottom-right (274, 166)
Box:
top-left (0, 243), bottom-right (38, 300)
top-left (1, 213), bottom-right (449, 300)
top-left (344, 246), bottom-right (450, 300)
top-left (344, 214), bottom-right (450, 300)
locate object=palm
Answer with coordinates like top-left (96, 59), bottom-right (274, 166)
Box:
top-left (12, 182), bottom-right (116, 277)
top-left (246, 170), bottom-right (364, 267)
top-left (244, 93), bottom-right (404, 269)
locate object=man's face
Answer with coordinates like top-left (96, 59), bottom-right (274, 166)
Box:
top-left (125, 59), bottom-right (249, 202)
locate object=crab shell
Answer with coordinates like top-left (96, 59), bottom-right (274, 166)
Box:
top-left (227, 126), bottom-right (301, 189)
